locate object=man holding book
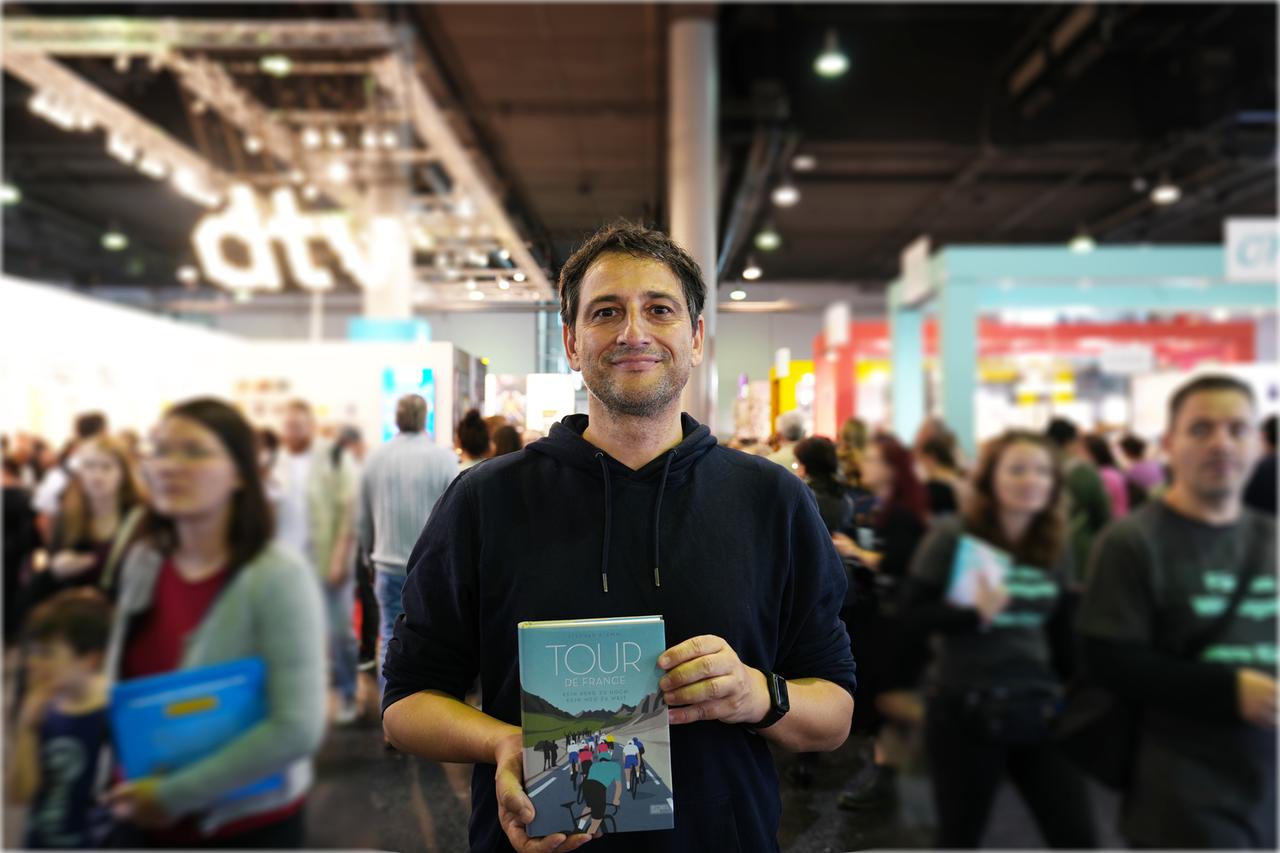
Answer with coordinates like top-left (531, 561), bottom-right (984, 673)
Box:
top-left (382, 222), bottom-right (857, 852)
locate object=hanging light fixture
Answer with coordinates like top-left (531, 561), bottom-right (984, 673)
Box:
top-left (1, 183), bottom-right (21, 206)
top-left (814, 29), bottom-right (850, 78)
top-left (1150, 175), bottom-right (1181, 206)
top-left (729, 289), bottom-right (747, 301)
top-left (742, 258), bottom-right (763, 280)
top-left (1068, 227), bottom-right (1096, 253)
top-left (101, 228), bottom-right (128, 251)
top-left (771, 180), bottom-right (800, 208)
top-left (755, 224), bottom-right (782, 252)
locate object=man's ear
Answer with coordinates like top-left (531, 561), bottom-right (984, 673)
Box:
top-left (690, 315), bottom-right (705, 368)
top-left (563, 321), bottom-right (582, 372)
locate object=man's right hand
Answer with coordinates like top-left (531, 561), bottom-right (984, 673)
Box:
top-left (494, 730), bottom-right (592, 852)
top-left (973, 573), bottom-right (1011, 627)
top-left (1237, 668), bottom-right (1277, 729)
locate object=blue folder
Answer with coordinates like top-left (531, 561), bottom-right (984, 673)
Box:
top-left (110, 658), bottom-right (283, 804)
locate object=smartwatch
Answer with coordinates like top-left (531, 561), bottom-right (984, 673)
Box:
top-left (750, 670), bottom-right (790, 730)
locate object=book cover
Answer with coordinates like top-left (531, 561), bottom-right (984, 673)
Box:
top-left (946, 534), bottom-right (1012, 607)
top-left (517, 615), bottom-right (674, 838)
top-left (109, 657), bottom-right (283, 805)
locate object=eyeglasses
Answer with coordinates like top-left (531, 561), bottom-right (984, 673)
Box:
top-left (140, 443), bottom-right (226, 464)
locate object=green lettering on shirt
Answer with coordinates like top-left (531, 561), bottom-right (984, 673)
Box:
top-left (1251, 575), bottom-right (1277, 594)
top-left (1004, 582), bottom-right (1058, 600)
top-left (1202, 644), bottom-right (1256, 664)
top-left (1256, 644), bottom-right (1278, 665)
top-left (1240, 598), bottom-right (1279, 621)
top-left (1192, 595), bottom-right (1228, 618)
top-left (1204, 572), bottom-right (1238, 594)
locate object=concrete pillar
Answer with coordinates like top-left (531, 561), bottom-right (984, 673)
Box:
top-left (669, 9), bottom-right (718, 429)
top-left (889, 282), bottom-right (926, 445)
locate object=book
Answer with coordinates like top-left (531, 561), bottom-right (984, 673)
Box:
top-left (109, 657), bottom-right (283, 805)
top-left (517, 615), bottom-right (674, 838)
top-left (946, 534), bottom-right (1012, 607)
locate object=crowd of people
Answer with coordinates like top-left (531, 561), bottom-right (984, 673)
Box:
top-left (1, 401), bottom-right (528, 848)
top-left (0, 219), bottom-right (1275, 851)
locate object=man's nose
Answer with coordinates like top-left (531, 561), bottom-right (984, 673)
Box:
top-left (616, 308), bottom-right (651, 346)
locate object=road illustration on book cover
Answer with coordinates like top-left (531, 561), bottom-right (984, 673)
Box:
top-left (518, 617), bottom-right (674, 837)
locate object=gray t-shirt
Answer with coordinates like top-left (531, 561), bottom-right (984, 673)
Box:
top-left (910, 516), bottom-right (1065, 691)
top-left (1077, 500), bottom-right (1277, 847)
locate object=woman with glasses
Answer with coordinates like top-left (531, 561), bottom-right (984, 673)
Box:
top-left (102, 398), bottom-right (325, 848)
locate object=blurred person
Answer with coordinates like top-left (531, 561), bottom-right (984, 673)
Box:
top-left (33, 412), bottom-right (109, 542)
top-left (491, 424), bottom-right (523, 457)
top-left (834, 434), bottom-right (929, 810)
top-left (331, 425), bottom-right (366, 468)
top-left (905, 430), bottom-right (1097, 847)
top-left (356, 394), bottom-right (457, 697)
top-left (484, 414), bottom-right (509, 444)
top-left (4, 456), bottom-right (41, 645)
top-left (918, 435), bottom-right (965, 516)
top-left (914, 416), bottom-right (962, 472)
top-left (1045, 417), bottom-right (1111, 590)
top-left (837, 417), bottom-right (869, 487)
top-left (519, 428), bottom-right (542, 448)
top-left (456, 408), bottom-right (491, 470)
top-left (1078, 376), bottom-right (1276, 849)
top-left (767, 410), bottom-right (806, 472)
top-left (256, 428), bottom-right (281, 504)
top-left (117, 429), bottom-right (142, 465)
top-left (1083, 434), bottom-right (1130, 519)
top-left (1118, 433), bottom-right (1164, 506)
top-left (382, 222), bottom-right (855, 851)
top-left (105, 398), bottom-right (325, 847)
top-left (7, 589), bottom-right (112, 849)
top-left (1243, 414), bottom-right (1276, 515)
top-left (9, 432), bottom-right (41, 488)
top-left (273, 400), bottom-right (359, 725)
top-left (26, 436), bottom-right (145, 608)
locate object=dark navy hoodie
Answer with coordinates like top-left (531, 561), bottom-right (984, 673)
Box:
top-left (383, 414), bottom-right (856, 852)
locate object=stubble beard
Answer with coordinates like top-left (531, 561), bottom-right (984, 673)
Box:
top-left (583, 356), bottom-right (690, 419)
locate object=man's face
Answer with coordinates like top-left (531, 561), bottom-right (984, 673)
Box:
top-left (281, 407), bottom-right (314, 451)
top-left (563, 254), bottom-right (704, 419)
top-left (1163, 390), bottom-right (1258, 505)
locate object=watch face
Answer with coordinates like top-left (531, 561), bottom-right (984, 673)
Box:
top-left (774, 674), bottom-right (790, 713)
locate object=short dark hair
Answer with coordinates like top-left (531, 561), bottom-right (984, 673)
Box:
top-left (1118, 434), bottom-right (1147, 462)
top-left (456, 409), bottom-right (490, 458)
top-left (1262, 414), bottom-right (1277, 448)
top-left (557, 221), bottom-right (706, 331)
top-left (492, 425), bottom-right (523, 456)
top-left (2, 455), bottom-right (19, 479)
top-left (1045, 417), bottom-right (1079, 448)
top-left (1083, 434), bottom-right (1118, 469)
top-left (794, 436), bottom-right (839, 482)
top-left (1168, 374), bottom-right (1255, 428)
top-left (919, 436), bottom-right (957, 470)
top-left (74, 412), bottom-right (108, 441)
top-left (396, 395), bottom-right (427, 433)
top-left (24, 588), bottom-right (112, 656)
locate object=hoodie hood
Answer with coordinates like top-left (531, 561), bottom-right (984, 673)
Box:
top-left (526, 413), bottom-right (718, 593)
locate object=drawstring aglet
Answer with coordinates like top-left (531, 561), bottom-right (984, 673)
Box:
top-left (602, 573), bottom-right (609, 594)
top-left (654, 566), bottom-right (661, 588)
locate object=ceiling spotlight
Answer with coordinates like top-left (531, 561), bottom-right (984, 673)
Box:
top-left (1150, 177), bottom-right (1181, 206)
top-left (301, 127), bottom-right (322, 149)
top-left (326, 161), bottom-right (351, 183)
top-left (497, 248), bottom-right (512, 261)
top-left (814, 29), bottom-right (850, 78)
top-left (302, 184), bottom-right (320, 201)
top-left (469, 290), bottom-right (486, 301)
top-left (1, 183), bottom-right (20, 206)
top-left (114, 54), bottom-right (130, 73)
top-left (259, 54), bottom-right (292, 78)
top-left (381, 129), bottom-right (399, 148)
top-left (771, 181), bottom-right (800, 207)
top-left (791, 153), bottom-right (817, 172)
top-left (327, 128), bottom-right (346, 149)
top-left (244, 135), bottom-right (263, 155)
top-left (361, 128), bottom-right (379, 149)
top-left (729, 289), bottom-right (747, 301)
top-left (176, 264), bottom-right (199, 286)
top-left (101, 229), bottom-right (128, 251)
top-left (498, 277), bottom-right (511, 290)
top-left (288, 169), bottom-right (305, 184)
top-left (755, 226), bottom-right (782, 252)
top-left (742, 259), bottom-right (763, 281)
top-left (465, 279), bottom-right (477, 291)
top-left (513, 271), bottom-right (527, 283)
top-left (191, 99), bottom-right (208, 116)
top-left (1068, 229), bottom-right (1096, 253)
top-left (106, 135), bottom-right (138, 164)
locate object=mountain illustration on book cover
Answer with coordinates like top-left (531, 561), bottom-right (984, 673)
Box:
top-left (517, 615), bottom-right (674, 838)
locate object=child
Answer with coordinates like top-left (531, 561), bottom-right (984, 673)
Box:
top-left (7, 588), bottom-right (112, 848)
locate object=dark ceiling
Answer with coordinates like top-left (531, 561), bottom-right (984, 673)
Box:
top-left (2, 3), bottom-right (1276, 295)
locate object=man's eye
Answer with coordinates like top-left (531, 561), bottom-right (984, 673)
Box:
top-left (593, 308), bottom-right (617, 319)
top-left (651, 305), bottom-right (672, 315)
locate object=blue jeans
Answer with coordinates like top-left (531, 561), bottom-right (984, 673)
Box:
top-left (374, 570), bottom-right (407, 694)
top-left (324, 578), bottom-right (358, 702)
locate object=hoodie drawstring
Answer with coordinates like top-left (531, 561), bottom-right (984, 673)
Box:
top-left (596, 449), bottom-right (677, 593)
top-left (652, 451), bottom-right (675, 588)
top-left (596, 452), bottom-right (612, 593)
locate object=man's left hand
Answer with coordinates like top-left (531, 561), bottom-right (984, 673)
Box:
top-left (658, 635), bottom-right (770, 726)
